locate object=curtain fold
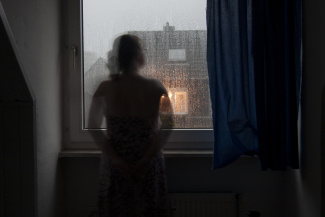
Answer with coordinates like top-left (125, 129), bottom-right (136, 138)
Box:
top-left (207, 0), bottom-right (258, 169)
top-left (206, 0), bottom-right (301, 170)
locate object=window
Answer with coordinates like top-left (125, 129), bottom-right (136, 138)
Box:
top-left (66, 0), bottom-right (213, 149)
top-left (170, 89), bottom-right (188, 114)
top-left (168, 49), bottom-right (186, 62)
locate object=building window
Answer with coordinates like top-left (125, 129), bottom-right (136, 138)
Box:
top-left (168, 88), bottom-right (188, 114)
top-left (168, 49), bottom-right (186, 62)
top-left (66, 0), bottom-right (213, 149)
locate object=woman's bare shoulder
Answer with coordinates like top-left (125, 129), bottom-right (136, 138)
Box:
top-left (94, 80), bottom-right (113, 96)
top-left (146, 78), bottom-right (167, 95)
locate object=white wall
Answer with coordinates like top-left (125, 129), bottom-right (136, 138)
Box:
top-left (1, 0), bottom-right (64, 216)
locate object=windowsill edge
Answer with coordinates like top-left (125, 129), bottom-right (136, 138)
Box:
top-left (58, 149), bottom-right (213, 158)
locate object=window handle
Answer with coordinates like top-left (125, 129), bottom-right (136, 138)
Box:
top-left (71, 45), bottom-right (78, 69)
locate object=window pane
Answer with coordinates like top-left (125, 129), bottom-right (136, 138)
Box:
top-left (83, 0), bottom-right (212, 129)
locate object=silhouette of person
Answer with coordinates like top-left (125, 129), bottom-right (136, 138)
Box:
top-left (88, 34), bottom-right (174, 217)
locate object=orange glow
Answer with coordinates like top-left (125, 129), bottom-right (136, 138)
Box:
top-left (167, 89), bottom-right (188, 114)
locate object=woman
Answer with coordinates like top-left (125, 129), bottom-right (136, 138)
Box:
top-left (88, 34), bottom-right (173, 217)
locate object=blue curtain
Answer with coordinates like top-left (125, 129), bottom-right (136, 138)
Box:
top-left (206, 0), bottom-right (258, 169)
top-left (206, 0), bottom-right (301, 170)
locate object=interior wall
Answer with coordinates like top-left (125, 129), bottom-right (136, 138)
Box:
top-left (286, 0), bottom-right (325, 216)
top-left (64, 157), bottom-right (286, 217)
top-left (0, 0), bottom-right (64, 216)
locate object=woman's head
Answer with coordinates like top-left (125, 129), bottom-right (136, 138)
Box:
top-left (118, 34), bottom-right (145, 72)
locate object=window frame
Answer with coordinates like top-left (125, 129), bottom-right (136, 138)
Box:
top-left (64, 0), bottom-right (213, 150)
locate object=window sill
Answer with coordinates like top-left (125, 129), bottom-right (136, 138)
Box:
top-left (58, 149), bottom-right (213, 158)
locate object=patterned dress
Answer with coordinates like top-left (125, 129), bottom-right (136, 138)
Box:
top-left (98, 116), bottom-right (167, 217)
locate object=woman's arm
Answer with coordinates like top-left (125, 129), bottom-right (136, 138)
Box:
top-left (88, 85), bottom-right (133, 179)
top-left (134, 93), bottom-right (174, 178)
top-left (88, 93), bottom-right (107, 147)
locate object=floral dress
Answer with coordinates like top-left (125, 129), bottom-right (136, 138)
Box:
top-left (98, 116), bottom-right (167, 217)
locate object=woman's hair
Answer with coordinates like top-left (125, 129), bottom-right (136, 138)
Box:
top-left (117, 34), bottom-right (143, 72)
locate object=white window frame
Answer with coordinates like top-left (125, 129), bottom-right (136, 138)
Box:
top-left (64, 0), bottom-right (213, 150)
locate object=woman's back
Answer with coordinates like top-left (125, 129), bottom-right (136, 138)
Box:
top-left (90, 34), bottom-right (172, 217)
top-left (95, 75), bottom-right (169, 217)
top-left (95, 74), bottom-right (166, 119)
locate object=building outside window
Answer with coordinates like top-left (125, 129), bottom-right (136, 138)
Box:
top-left (84, 23), bottom-right (212, 129)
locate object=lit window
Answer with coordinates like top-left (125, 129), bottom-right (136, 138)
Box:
top-left (168, 88), bottom-right (188, 114)
top-left (175, 91), bottom-right (187, 113)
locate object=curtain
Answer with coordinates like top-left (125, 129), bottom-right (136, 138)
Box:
top-left (252, 0), bottom-right (301, 170)
top-left (206, 0), bottom-right (258, 169)
top-left (206, 0), bottom-right (301, 170)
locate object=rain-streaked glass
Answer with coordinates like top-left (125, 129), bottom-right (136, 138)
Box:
top-left (83, 0), bottom-right (212, 129)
